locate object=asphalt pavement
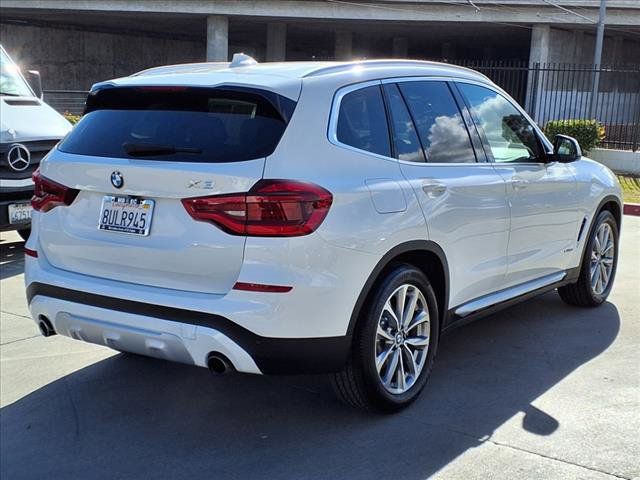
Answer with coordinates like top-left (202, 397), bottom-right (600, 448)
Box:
top-left (1, 217), bottom-right (638, 480)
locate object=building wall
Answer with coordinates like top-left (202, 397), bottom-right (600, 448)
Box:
top-left (547, 27), bottom-right (640, 66)
top-left (0, 23), bottom-right (205, 90)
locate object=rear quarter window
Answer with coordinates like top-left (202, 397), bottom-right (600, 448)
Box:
top-left (58, 86), bottom-right (295, 163)
top-left (336, 85), bottom-right (391, 158)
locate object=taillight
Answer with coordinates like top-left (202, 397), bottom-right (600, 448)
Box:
top-left (31, 169), bottom-right (80, 213)
top-left (182, 179), bottom-right (333, 237)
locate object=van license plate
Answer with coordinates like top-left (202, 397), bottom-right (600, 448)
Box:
top-left (98, 196), bottom-right (154, 236)
top-left (8, 203), bottom-right (32, 224)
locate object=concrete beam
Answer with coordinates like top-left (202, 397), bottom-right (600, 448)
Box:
top-left (266, 23), bottom-right (286, 62)
top-left (206, 15), bottom-right (228, 62)
top-left (4, 1), bottom-right (640, 27)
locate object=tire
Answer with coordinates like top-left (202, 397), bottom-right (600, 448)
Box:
top-left (558, 210), bottom-right (619, 307)
top-left (17, 228), bottom-right (30, 242)
top-left (332, 264), bottom-right (440, 412)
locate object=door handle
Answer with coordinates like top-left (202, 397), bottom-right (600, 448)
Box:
top-left (511, 177), bottom-right (529, 190)
top-left (421, 179), bottom-right (447, 198)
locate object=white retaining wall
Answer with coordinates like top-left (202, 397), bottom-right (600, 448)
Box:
top-left (589, 148), bottom-right (640, 175)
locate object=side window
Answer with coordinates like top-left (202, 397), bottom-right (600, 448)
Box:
top-left (382, 84), bottom-right (425, 163)
top-left (336, 85), bottom-right (391, 157)
top-left (398, 81), bottom-right (476, 164)
top-left (457, 83), bottom-right (543, 163)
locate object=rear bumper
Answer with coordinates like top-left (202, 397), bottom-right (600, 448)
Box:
top-left (26, 282), bottom-right (351, 374)
top-left (23, 215), bottom-right (381, 374)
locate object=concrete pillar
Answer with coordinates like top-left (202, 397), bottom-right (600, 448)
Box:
top-left (335, 30), bottom-right (353, 60)
top-left (392, 37), bottom-right (408, 58)
top-left (529, 24), bottom-right (551, 65)
top-left (526, 25), bottom-right (551, 119)
top-left (206, 15), bottom-right (228, 62)
top-left (266, 23), bottom-right (287, 62)
top-left (572, 30), bottom-right (585, 63)
top-left (611, 36), bottom-right (624, 65)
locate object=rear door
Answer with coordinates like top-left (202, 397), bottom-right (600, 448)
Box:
top-left (455, 82), bottom-right (579, 287)
top-left (384, 79), bottom-right (510, 309)
top-left (36, 85), bottom-right (294, 294)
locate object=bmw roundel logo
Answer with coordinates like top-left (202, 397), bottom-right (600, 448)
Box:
top-left (110, 171), bottom-right (124, 189)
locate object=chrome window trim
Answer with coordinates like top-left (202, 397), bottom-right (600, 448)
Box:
top-left (386, 76), bottom-right (486, 166)
top-left (327, 79), bottom-right (397, 164)
top-left (328, 76), bottom-right (492, 167)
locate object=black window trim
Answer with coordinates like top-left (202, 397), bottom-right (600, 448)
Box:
top-left (452, 79), bottom-right (554, 165)
top-left (381, 82), bottom-right (426, 164)
top-left (381, 76), bottom-right (487, 166)
top-left (448, 81), bottom-right (489, 163)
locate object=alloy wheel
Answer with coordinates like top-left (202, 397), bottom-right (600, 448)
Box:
top-left (374, 284), bottom-right (430, 395)
top-left (590, 222), bottom-right (615, 295)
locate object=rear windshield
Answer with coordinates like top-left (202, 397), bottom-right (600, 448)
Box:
top-left (58, 86), bottom-right (295, 162)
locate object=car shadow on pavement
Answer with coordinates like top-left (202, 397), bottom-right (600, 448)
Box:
top-left (0, 292), bottom-right (619, 480)
top-left (0, 240), bottom-right (25, 281)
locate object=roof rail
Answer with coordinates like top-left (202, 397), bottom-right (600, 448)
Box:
top-left (303, 59), bottom-right (489, 80)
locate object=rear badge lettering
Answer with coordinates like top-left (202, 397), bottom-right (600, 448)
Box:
top-left (187, 179), bottom-right (215, 190)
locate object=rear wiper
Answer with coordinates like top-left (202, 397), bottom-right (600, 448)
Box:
top-left (123, 143), bottom-right (202, 157)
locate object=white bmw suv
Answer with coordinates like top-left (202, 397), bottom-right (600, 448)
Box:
top-left (24, 57), bottom-right (622, 411)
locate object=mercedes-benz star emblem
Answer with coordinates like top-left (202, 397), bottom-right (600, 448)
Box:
top-left (6, 144), bottom-right (31, 172)
top-left (110, 171), bottom-right (124, 189)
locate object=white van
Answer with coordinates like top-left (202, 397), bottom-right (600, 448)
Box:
top-left (0, 44), bottom-right (71, 240)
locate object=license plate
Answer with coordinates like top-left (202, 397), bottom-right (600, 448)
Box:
top-left (8, 203), bottom-right (32, 224)
top-left (98, 196), bottom-right (154, 236)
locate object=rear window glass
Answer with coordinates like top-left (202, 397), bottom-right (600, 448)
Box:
top-left (58, 87), bottom-right (294, 163)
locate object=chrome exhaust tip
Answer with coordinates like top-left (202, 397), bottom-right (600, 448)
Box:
top-left (38, 315), bottom-right (56, 337)
top-left (207, 352), bottom-right (234, 375)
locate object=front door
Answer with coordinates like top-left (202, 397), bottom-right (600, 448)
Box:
top-left (456, 82), bottom-right (579, 287)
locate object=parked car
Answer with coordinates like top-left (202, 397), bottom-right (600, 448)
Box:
top-left (24, 56), bottom-right (622, 411)
top-left (0, 45), bottom-right (72, 240)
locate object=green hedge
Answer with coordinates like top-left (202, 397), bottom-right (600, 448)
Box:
top-left (543, 119), bottom-right (605, 155)
top-left (63, 111), bottom-right (81, 125)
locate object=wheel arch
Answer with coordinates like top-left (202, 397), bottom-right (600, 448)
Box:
top-left (569, 194), bottom-right (622, 283)
top-left (347, 240), bottom-right (450, 336)
top-left (599, 196), bottom-right (622, 229)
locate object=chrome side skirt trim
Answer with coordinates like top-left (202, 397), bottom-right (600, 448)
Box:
top-left (454, 271), bottom-right (567, 317)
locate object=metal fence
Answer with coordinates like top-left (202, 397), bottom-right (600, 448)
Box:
top-left (43, 61), bottom-right (640, 151)
top-left (451, 60), bottom-right (640, 151)
top-left (43, 90), bottom-right (88, 116)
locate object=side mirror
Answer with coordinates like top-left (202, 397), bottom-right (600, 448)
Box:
top-left (553, 134), bottom-right (581, 163)
top-left (26, 70), bottom-right (43, 99)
